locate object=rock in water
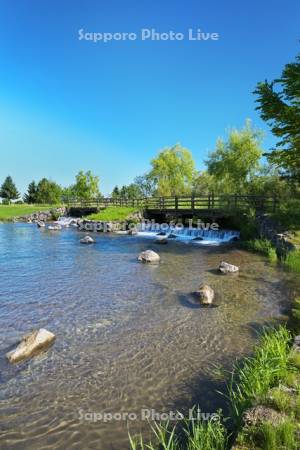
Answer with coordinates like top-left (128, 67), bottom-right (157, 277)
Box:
top-left (6, 329), bottom-right (56, 363)
top-left (138, 250), bottom-right (160, 263)
top-left (219, 261), bottom-right (239, 273)
top-left (80, 235), bottom-right (95, 244)
top-left (197, 284), bottom-right (215, 305)
top-left (37, 221), bottom-right (46, 228)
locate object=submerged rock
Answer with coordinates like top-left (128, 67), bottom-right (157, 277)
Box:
top-left (156, 232), bottom-right (167, 236)
top-left (6, 329), bottom-right (56, 364)
top-left (167, 233), bottom-right (177, 239)
top-left (196, 284), bottom-right (215, 305)
top-left (192, 236), bottom-right (204, 241)
top-left (80, 235), bottom-right (95, 244)
top-left (219, 261), bottom-right (239, 273)
top-left (154, 238), bottom-right (168, 245)
top-left (138, 250), bottom-right (160, 263)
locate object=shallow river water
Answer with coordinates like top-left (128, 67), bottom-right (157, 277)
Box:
top-left (0, 224), bottom-right (297, 449)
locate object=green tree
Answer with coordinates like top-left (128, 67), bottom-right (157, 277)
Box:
top-left (23, 181), bottom-right (38, 204)
top-left (73, 170), bottom-right (100, 200)
top-left (35, 178), bottom-right (62, 204)
top-left (111, 186), bottom-right (120, 198)
top-left (0, 176), bottom-right (20, 203)
top-left (206, 120), bottom-right (263, 193)
top-left (149, 144), bottom-right (196, 196)
top-left (254, 51), bottom-right (300, 180)
top-left (134, 174), bottom-right (156, 197)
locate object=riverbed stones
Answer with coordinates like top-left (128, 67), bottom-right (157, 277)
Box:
top-left (6, 329), bottom-right (56, 364)
top-left (196, 284), bottom-right (215, 305)
top-left (138, 250), bottom-right (160, 263)
top-left (219, 261), bottom-right (239, 274)
top-left (80, 235), bottom-right (95, 244)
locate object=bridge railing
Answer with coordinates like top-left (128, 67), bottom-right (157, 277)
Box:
top-left (63, 194), bottom-right (279, 213)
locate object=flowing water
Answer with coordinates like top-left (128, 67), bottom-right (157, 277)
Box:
top-left (0, 223), bottom-right (297, 449)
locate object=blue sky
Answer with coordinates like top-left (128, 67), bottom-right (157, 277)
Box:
top-left (0, 0), bottom-right (299, 195)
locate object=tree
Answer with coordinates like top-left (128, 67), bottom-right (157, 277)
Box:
top-left (73, 170), bottom-right (100, 200)
top-left (149, 144), bottom-right (196, 196)
top-left (254, 51), bottom-right (300, 180)
top-left (111, 186), bottom-right (120, 198)
top-left (206, 120), bottom-right (263, 192)
top-left (134, 174), bottom-right (156, 197)
top-left (0, 176), bottom-right (20, 203)
top-left (23, 181), bottom-right (38, 204)
top-left (35, 178), bottom-right (62, 204)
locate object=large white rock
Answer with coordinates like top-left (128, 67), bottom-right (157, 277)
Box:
top-left (197, 284), bottom-right (215, 305)
top-left (80, 235), bottom-right (95, 244)
top-left (6, 329), bottom-right (56, 363)
top-left (138, 250), bottom-right (160, 263)
top-left (219, 261), bottom-right (239, 274)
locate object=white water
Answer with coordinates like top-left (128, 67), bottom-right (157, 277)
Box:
top-left (55, 216), bottom-right (78, 227)
top-left (137, 224), bottom-right (240, 245)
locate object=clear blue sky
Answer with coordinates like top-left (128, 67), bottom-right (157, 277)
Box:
top-left (0, 0), bottom-right (299, 195)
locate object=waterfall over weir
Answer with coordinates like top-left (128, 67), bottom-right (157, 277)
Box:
top-left (137, 223), bottom-right (240, 245)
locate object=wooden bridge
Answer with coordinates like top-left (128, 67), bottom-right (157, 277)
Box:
top-left (64, 194), bottom-right (279, 217)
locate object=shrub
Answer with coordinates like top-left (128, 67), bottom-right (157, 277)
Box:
top-left (245, 239), bottom-right (277, 262)
top-left (283, 250), bottom-right (300, 273)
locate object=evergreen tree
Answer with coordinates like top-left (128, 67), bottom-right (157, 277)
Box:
top-left (0, 176), bottom-right (20, 203)
top-left (23, 181), bottom-right (38, 204)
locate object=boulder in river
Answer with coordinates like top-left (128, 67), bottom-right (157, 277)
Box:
top-left (196, 284), bottom-right (215, 305)
top-left (6, 329), bottom-right (56, 364)
top-left (138, 250), bottom-right (160, 263)
top-left (80, 235), bottom-right (95, 244)
top-left (37, 221), bottom-right (46, 228)
top-left (219, 261), bottom-right (239, 274)
top-left (192, 236), bottom-right (204, 241)
top-left (167, 233), bottom-right (177, 239)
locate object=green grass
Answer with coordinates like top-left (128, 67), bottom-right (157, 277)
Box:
top-left (283, 250), bottom-right (300, 273)
top-left (245, 239), bottom-right (277, 262)
top-left (227, 326), bottom-right (291, 426)
top-left (0, 204), bottom-right (59, 221)
top-left (238, 419), bottom-right (298, 450)
top-left (86, 206), bottom-right (138, 221)
top-left (128, 416), bottom-right (228, 450)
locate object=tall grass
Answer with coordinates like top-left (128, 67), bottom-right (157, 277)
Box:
top-left (226, 326), bottom-right (291, 426)
top-left (245, 239), bottom-right (277, 262)
top-left (128, 416), bottom-right (228, 450)
top-left (283, 250), bottom-right (300, 273)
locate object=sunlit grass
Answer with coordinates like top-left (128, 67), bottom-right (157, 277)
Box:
top-left (86, 207), bottom-right (137, 221)
top-left (245, 239), bottom-right (277, 262)
top-left (283, 250), bottom-right (300, 273)
top-left (0, 204), bottom-right (59, 221)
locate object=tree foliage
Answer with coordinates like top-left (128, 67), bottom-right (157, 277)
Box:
top-left (23, 181), bottom-right (38, 204)
top-left (35, 178), bottom-right (62, 204)
top-left (254, 51), bottom-right (300, 180)
top-left (72, 170), bottom-right (100, 200)
top-left (0, 176), bottom-right (20, 203)
top-left (206, 120), bottom-right (263, 192)
top-left (149, 144), bottom-right (196, 196)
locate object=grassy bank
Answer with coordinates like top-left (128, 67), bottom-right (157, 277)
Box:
top-left (86, 206), bottom-right (138, 221)
top-left (129, 327), bottom-right (300, 450)
top-left (0, 204), bottom-right (59, 221)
